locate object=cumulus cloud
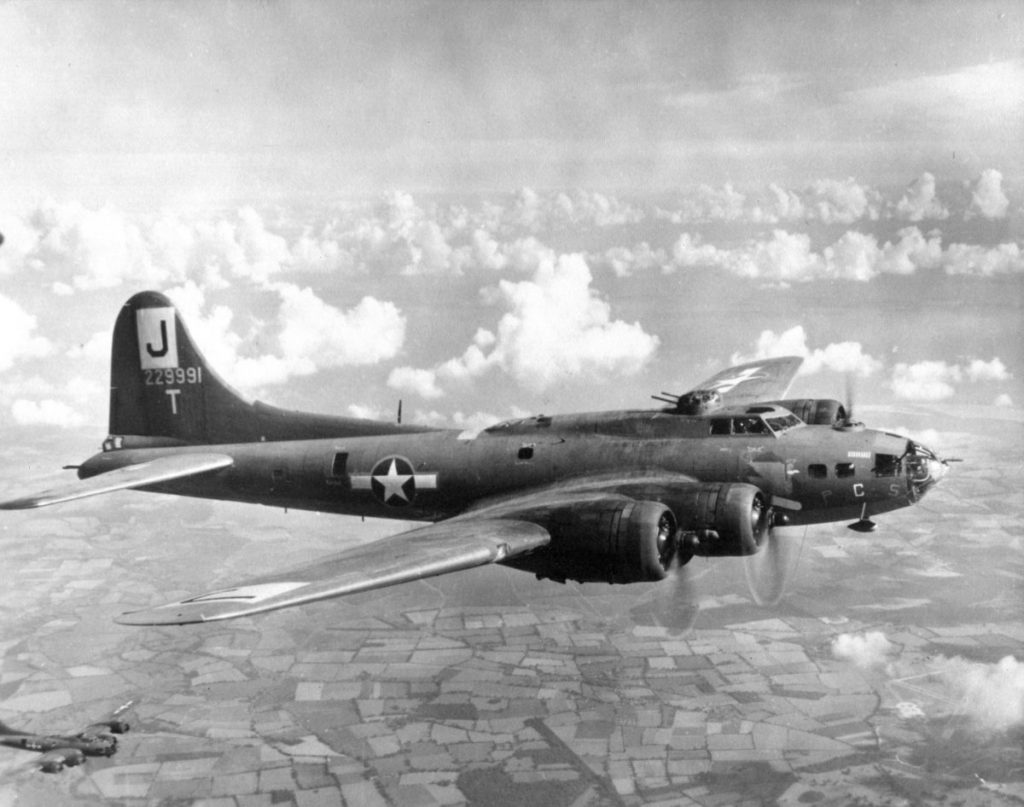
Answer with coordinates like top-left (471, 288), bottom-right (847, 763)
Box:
top-left (387, 366), bottom-right (444, 399)
top-left (890, 361), bottom-right (962, 401)
top-left (672, 229), bottom-right (823, 283)
top-left (346, 403), bottom-right (386, 421)
top-left (966, 358), bottom-right (1009, 382)
top-left (29, 201), bottom-right (167, 291)
top-left (932, 655), bottom-right (1024, 732)
top-left (3, 202), bottom-right (314, 292)
top-left (504, 188), bottom-right (643, 230)
top-left (0, 294), bottom-right (53, 372)
top-left (670, 226), bottom-right (1017, 283)
top-left (600, 242), bottom-right (668, 277)
top-left (166, 281), bottom-right (406, 391)
top-left (0, 213), bottom-right (40, 276)
top-left (410, 409), bottom-right (504, 434)
top-left (877, 227), bottom-right (943, 275)
top-left (465, 229), bottom-right (508, 272)
top-left (943, 242), bottom-right (1023, 276)
top-left (733, 325), bottom-right (882, 377)
top-left (762, 183), bottom-right (806, 222)
top-left (655, 179), bottom-right (888, 225)
top-left (805, 177), bottom-right (880, 224)
top-left (832, 631), bottom-right (894, 669)
top-left (482, 252), bottom-right (659, 391)
top-left (389, 245), bottom-right (659, 396)
top-left (890, 357), bottom-right (1010, 401)
top-left (3, 373), bottom-right (104, 429)
top-left (894, 172), bottom-right (949, 221)
top-left (966, 169), bottom-right (1010, 220)
top-left (11, 398), bottom-right (87, 428)
top-left (275, 284), bottom-right (405, 368)
top-left (551, 189), bottom-right (645, 227)
top-left (225, 207), bottom-right (291, 283)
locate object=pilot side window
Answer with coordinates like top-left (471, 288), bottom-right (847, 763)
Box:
top-left (733, 417), bottom-right (769, 435)
top-left (710, 419), bottom-right (731, 435)
top-left (835, 462), bottom-right (855, 478)
top-left (808, 463), bottom-right (827, 479)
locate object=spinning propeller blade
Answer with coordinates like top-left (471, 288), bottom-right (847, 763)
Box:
top-left (742, 525), bottom-right (803, 606)
top-left (630, 543), bottom-right (701, 634)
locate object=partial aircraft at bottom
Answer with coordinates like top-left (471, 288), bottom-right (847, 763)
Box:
top-left (1, 292), bottom-right (949, 626)
top-left (0, 704), bottom-right (131, 773)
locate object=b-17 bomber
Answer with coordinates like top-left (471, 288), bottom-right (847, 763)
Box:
top-left (1, 291), bottom-right (949, 626)
top-left (0, 706), bottom-right (130, 773)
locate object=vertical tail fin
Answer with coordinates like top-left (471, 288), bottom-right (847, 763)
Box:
top-left (108, 291), bottom-right (433, 446)
top-left (109, 291), bottom-right (258, 445)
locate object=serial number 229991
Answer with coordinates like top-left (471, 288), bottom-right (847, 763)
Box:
top-left (144, 367), bottom-right (204, 386)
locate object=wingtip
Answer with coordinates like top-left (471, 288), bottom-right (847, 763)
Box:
top-left (115, 608), bottom-right (208, 627)
top-left (0, 497), bottom-right (45, 510)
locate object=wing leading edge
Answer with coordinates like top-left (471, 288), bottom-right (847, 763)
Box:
top-left (116, 518), bottom-right (550, 625)
top-left (0, 453), bottom-right (234, 510)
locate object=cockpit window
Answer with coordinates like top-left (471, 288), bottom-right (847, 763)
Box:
top-left (765, 414), bottom-right (802, 434)
top-left (733, 416), bottom-right (768, 434)
top-left (710, 416), bottom-right (772, 436)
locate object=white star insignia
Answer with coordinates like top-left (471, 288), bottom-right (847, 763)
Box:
top-left (375, 459), bottom-right (413, 503)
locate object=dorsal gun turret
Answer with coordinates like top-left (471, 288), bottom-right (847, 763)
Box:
top-left (652, 389), bottom-right (724, 415)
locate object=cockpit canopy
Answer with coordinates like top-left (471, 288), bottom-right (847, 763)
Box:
top-left (709, 405), bottom-right (803, 437)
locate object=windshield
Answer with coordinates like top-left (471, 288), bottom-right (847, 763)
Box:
top-left (765, 414), bottom-right (803, 434)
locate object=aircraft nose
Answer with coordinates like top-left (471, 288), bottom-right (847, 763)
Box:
top-left (907, 441), bottom-right (948, 500)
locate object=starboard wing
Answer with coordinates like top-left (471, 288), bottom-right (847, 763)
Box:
top-left (0, 453), bottom-right (234, 510)
top-left (686, 355), bottom-right (802, 406)
top-left (116, 518), bottom-right (550, 625)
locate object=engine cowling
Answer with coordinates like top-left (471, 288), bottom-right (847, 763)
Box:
top-left (769, 398), bottom-right (846, 426)
top-left (673, 483), bottom-right (771, 558)
top-left (533, 500), bottom-right (678, 585)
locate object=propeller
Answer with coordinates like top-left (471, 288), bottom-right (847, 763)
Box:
top-left (837, 373), bottom-right (864, 430)
top-left (630, 542), bottom-right (702, 635)
top-left (742, 522), bottom-right (804, 606)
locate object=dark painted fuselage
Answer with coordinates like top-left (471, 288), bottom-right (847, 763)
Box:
top-left (79, 406), bottom-right (942, 528)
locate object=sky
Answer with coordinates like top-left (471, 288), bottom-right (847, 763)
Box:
top-left (0, 0), bottom-right (1021, 445)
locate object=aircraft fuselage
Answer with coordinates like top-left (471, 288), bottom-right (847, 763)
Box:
top-left (79, 407), bottom-right (941, 528)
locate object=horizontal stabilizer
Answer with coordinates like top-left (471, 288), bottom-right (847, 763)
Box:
top-left (116, 518), bottom-right (550, 625)
top-left (0, 453), bottom-right (233, 510)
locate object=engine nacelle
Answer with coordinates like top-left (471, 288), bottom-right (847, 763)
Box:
top-left (528, 500), bottom-right (678, 585)
top-left (769, 398), bottom-right (846, 426)
top-left (674, 483), bottom-right (771, 558)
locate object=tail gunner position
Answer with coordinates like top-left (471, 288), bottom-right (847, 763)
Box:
top-left (2, 292), bottom-right (949, 625)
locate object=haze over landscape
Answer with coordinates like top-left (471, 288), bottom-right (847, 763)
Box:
top-left (0, 2), bottom-right (1021, 805)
